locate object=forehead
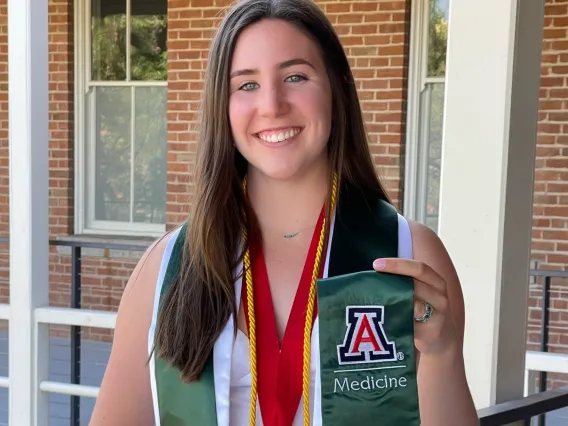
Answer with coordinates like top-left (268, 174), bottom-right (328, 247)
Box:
top-left (230, 19), bottom-right (323, 70)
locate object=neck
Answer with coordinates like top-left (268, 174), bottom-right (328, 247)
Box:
top-left (246, 163), bottom-right (330, 238)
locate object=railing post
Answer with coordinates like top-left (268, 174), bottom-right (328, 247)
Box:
top-left (7, 0), bottom-right (50, 425)
top-left (538, 276), bottom-right (551, 392)
top-left (70, 246), bottom-right (82, 426)
top-left (538, 275), bottom-right (551, 426)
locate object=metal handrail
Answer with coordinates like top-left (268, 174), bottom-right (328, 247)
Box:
top-left (0, 235), bottom-right (151, 250)
top-left (0, 235), bottom-right (149, 426)
top-left (478, 385), bottom-right (568, 425)
top-left (53, 238), bottom-right (148, 425)
top-left (527, 266), bottom-right (568, 425)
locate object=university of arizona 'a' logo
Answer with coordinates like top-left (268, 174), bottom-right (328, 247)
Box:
top-left (337, 305), bottom-right (399, 365)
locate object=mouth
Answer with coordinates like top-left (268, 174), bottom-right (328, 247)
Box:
top-left (255, 127), bottom-right (303, 144)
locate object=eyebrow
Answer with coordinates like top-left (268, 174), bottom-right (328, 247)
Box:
top-left (229, 58), bottom-right (315, 79)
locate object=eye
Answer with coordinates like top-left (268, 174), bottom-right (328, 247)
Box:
top-left (285, 74), bottom-right (308, 83)
top-left (238, 82), bottom-right (258, 91)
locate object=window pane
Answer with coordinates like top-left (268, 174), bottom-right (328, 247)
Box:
top-left (424, 82), bottom-right (445, 231)
top-left (133, 87), bottom-right (167, 224)
top-left (427, 0), bottom-right (449, 77)
top-left (91, 0), bottom-right (127, 81)
top-left (94, 87), bottom-right (131, 222)
top-left (131, 0), bottom-right (168, 81)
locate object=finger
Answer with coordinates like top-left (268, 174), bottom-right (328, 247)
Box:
top-left (373, 258), bottom-right (446, 292)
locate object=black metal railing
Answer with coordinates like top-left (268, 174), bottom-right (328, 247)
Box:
top-left (0, 236), bottom-right (150, 426)
top-left (531, 268), bottom-right (568, 426)
top-left (48, 238), bottom-right (150, 426)
top-left (476, 267), bottom-right (568, 425)
top-left (478, 385), bottom-right (568, 425)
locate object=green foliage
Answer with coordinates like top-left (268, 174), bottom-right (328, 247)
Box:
top-left (428, 1), bottom-right (448, 78)
top-left (131, 15), bottom-right (168, 81)
top-left (91, 13), bottom-right (167, 81)
top-left (90, 11), bottom-right (167, 225)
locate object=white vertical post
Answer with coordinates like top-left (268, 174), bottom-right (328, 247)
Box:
top-left (438, 0), bottom-right (545, 409)
top-left (8, 0), bottom-right (50, 425)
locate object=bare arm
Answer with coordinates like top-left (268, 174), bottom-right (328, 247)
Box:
top-left (409, 220), bottom-right (479, 426)
top-left (89, 233), bottom-right (171, 426)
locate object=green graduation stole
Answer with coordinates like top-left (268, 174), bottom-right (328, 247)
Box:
top-left (153, 184), bottom-right (420, 425)
top-left (153, 221), bottom-right (219, 426)
top-left (315, 185), bottom-right (420, 425)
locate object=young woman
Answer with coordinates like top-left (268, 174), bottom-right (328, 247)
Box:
top-left (90, 0), bottom-right (479, 425)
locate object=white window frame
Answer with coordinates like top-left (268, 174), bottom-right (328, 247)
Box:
top-left (74, 0), bottom-right (167, 237)
top-left (403, 0), bottom-right (446, 225)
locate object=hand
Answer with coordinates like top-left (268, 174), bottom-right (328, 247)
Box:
top-left (372, 258), bottom-right (460, 356)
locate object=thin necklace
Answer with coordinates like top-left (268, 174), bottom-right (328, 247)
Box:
top-left (260, 223), bottom-right (318, 239)
top-left (284, 224), bottom-right (317, 239)
top-left (284, 231), bottom-right (300, 239)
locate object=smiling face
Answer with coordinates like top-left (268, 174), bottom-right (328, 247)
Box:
top-left (228, 18), bottom-right (333, 182)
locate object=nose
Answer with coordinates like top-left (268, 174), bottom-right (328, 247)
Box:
top-left (258, 84), bottom-right (289, 117)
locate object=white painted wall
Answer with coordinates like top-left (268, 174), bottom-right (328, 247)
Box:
top-left (438, 0), bottom-right (545, 409)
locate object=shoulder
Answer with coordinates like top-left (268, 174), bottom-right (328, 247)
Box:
top-left (406, 220), bottom-right (450, 261)
top-left (407, 219), bottom-right (466, 342)
top-left (89, 224), bottom-right (185, 425)
top-left (113, 223), bottom-right (186, 350)
top-left (119, 225), bottom-right (183, 308)
top-left (406, 219), bottom-right (458, 280)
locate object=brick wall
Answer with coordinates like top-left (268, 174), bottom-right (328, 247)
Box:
top-left (49, 0), bottom-right (74, 237)
top-left (324, 0), bottom-right (409, 205)
top-left (527, 0), bottom-right (568, 389)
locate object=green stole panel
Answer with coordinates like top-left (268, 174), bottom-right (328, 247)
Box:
top-left (153, 184), bottom-right (419, 425)
top-left (317, 186), bottom-right (420, 425)
top-left (153, 221), bottom-right (219, 426)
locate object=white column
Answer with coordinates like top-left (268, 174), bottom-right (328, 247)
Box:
top-left (8, 0), bottom-right (50, 425)
top-left (438, 0), bottom-right (545, 409)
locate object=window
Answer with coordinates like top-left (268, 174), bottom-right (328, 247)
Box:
top-left (75, 0), bottom-right (167, 236)
top-left (404, 0), bottom-right (449, 232)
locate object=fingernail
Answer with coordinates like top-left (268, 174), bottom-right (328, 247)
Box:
top-left (373, 259), bottom-right (386, 270)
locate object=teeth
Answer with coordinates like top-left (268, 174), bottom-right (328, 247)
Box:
top-left (259, 128), bottom-right (300, 143)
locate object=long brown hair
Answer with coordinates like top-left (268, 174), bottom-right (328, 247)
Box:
top-left (154, 0), bottom-right (391, 382)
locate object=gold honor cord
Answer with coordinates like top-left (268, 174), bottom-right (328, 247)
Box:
top-left (241, 174), bottom-right (338, 426)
